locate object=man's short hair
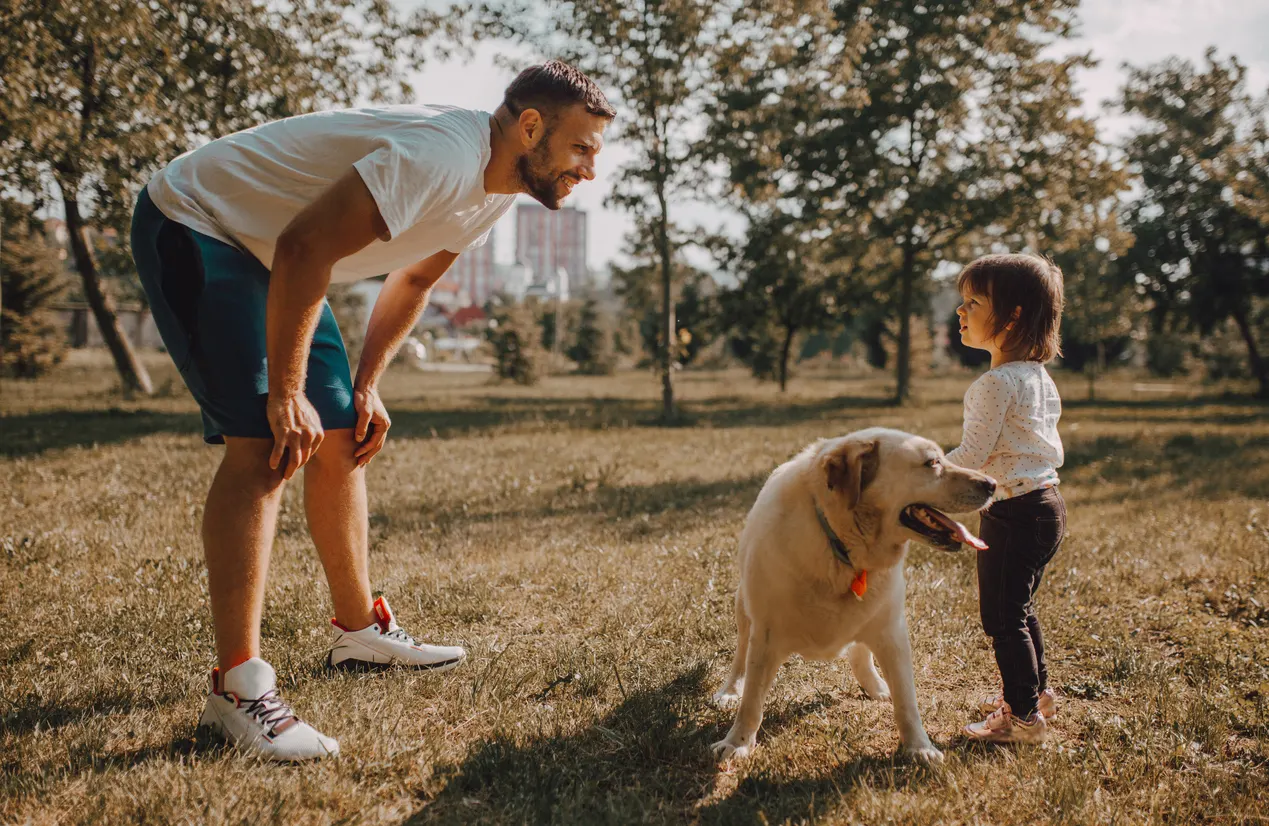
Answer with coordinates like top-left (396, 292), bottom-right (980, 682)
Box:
top-left (502, 60), bottom-right (616, 121)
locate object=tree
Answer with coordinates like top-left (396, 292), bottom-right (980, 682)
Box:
top-left (0, 0), bottom-right (457, 394)
top-left (989, 109), bottom-right (1137, 401)
top-left (488, 300), bottom-right (545, 385)
top-left (708, 0), bottom-right (1091, 403)
top-left (611, 246), bottom-right (717, 371)
top-left (478, 0), bottom-right (729, 419)
top-left (567, 295), bottom-right (618, 375)
top-left (715, 210), bottom-right (841, 391)
top-left (1120, 50), bottom-right (1269, 397)
top-left (1, 200), bottom-right (70, 377)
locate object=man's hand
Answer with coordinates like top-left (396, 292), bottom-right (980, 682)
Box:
top-left (268, 393), bottom-right (325, 479)
top-left (353, 385), bottom-right (391, 467)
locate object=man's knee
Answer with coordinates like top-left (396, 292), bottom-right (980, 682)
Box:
top-left (306, 428), bottom-right (360, 476)
top-left (221, 437), bottom-right (287, 497)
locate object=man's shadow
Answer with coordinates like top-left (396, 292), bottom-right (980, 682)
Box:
top-left (406, 663), bottom-right (945, 825)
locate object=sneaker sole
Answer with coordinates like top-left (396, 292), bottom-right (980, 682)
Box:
top-left (194, 719), bottom-right (338, 762)
top-left (963, 728), bottom-right (1047, 745)
top-left (976, 700), bottom-right (1058, 719)
top-left (325, 652), bottom-right (466, 673)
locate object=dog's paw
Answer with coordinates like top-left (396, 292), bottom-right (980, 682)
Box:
top-left (710, 737), bottom-right (754, 762)
top-left (863, 678), bottom-right (891, 702)
top-left (904, 744), bottom-right (945, 765)
top-left (711, 686), bottom-right (743, 708)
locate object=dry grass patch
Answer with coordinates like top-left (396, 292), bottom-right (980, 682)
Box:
top-left (1, 353), bottom-right (1267, 824)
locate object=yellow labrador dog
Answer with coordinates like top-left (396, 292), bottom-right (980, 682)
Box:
top-left (711, 427), bottom-right (996, 763)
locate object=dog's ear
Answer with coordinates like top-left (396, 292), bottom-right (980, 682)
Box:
top-left (823, 439), bottom-right (880, 509)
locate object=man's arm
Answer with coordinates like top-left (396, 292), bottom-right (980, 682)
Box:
top-left (347, 250), bottom-right (459, 466)
top-left (265, 169), bottom-right (388, 478)
top-left (355, 250), bottom-right (459, 390)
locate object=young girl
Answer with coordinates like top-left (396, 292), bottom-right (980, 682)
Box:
top-left (946, 253), bottom-right (1066, 745)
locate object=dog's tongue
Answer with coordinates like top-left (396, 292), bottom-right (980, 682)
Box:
top-left (927, 507), bottom-right (989, 550)
top-left (953, 521), bottom-right (989, 551)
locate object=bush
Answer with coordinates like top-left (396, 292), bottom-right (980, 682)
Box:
top-left (2, 202), bottom-right (70, 377)
top-left (488, 301), bottom-right (545, 385)
top-left (1145, 331), bottom-right (1192, 378)
top-left (1200, 321), bottom-right (1251, 381)
top-left (567, 296), bottom-right (617, 375)
top-left (326, 283), bottom-right (368, 366)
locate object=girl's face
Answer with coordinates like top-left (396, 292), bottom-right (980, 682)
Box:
top-left (956, 288), bottom-right (999, 353)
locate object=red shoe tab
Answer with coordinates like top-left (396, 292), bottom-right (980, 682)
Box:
top-left (373, 596), bottom-right (393, 633)
top-left (850, 570), bottom-right (867, 600)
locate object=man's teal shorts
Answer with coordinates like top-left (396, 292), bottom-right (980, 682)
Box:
top-left (130, 187), bottom-right (358, 444)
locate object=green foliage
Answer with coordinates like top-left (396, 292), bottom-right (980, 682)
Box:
top-left (477, 0), bottom-right (731, 416)
top-left (1146, 331), bottom-right (1193, 379)
top-left (612, 249), bottom-right (717, 370)
top-left (1120, 49), bottom-right (1269, 396)
top-left (489, 301), bottom-right (544, 385)
top-left (707, 0), bottom-right (1092, 401)
top-left (0, 0), bottom-right (458, 390)
top-left (567, 297), bottom-right (617, 376)
top-left (1, 200), bottom-right (69, 377)
top-left (714, 211), bottom-right (841, 391)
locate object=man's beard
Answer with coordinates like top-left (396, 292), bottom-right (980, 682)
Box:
top-left (517, 138), bottom-right (566, 210)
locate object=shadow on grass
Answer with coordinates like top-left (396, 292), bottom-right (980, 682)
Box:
top-left (1063, 432), bottom-right (1269, 501)
top-left (0, 686), bottom-right (188, 740)
top-left (385, 392), bottom-right (898, 441)
top-left (408, 665), bottom-right (941, 826)
top-left (0, 392), bottom-right (898, 459)
top-left (0, 409), bottom-right (201, 458)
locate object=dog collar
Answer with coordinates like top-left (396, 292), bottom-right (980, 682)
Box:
top-left (814, 501), bottom-right (868, 600)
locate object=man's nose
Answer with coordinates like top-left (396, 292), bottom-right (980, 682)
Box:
top-left (577, 163), bottom-right (596, 182)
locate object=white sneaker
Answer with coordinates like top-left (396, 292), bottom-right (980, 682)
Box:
top-left (326, 596), bottom-right (466, 672)
top-left (977, 687), bottom-right (1058, 719)
top-left (964, 703), bottom-right (1048, 744)
top-left (198, 658), bottom-right (339, 761)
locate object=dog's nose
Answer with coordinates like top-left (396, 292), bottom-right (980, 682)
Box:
top-left (979, 478), bottom-right (997, 497)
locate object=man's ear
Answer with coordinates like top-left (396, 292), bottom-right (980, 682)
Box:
top-left (518, 108), bottom-right (546, 147)
top-left (823, 439), bottom-right (880, 510)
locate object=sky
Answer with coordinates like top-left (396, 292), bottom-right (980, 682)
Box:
top-left (399, 0), bottom-right (1269, 273)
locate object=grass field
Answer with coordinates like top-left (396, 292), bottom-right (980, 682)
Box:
top-left (2, 351), bottom-right (1267, 825)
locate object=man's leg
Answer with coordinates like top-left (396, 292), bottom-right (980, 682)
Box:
top-left (307, 428), bottom-right (467, 671)
top-left (203, 436), bottom-right (285, 671)
top-left (303, 428), bottom-right (375, 631)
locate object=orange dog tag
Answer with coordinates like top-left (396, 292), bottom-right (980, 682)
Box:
top-left (850, 570), bottom-right (867, 600)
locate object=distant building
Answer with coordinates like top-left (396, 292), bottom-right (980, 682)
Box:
top-left (449, 228), bottom-right (498, 306)
top-left (515, 203), bottom-right (588, 291)
top-left (493, 261), bottom-right (535, 301)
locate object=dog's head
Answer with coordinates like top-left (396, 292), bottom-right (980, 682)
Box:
top-left (819, 428), bottom-right (996, 552)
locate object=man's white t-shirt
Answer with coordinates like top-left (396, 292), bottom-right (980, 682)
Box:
top-left (146, 105), bottom-right (516, 283)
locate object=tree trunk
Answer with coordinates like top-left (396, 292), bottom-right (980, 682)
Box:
top-left (1087, 339), bottom-right (1104, 402)
top-left (59, 181), bottom-right (153, 395)
top-left (655, 184), bottom-right (675, 421)
top-left (894, 243), bottom-right (916, 404)
top-left (778, 324), bottom-right (795, 393)
top-left (1230, 303), bottom-right (1269, 398)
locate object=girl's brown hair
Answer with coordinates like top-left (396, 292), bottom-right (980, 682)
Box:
top-left (957, 253), bottom-right (1064, 363)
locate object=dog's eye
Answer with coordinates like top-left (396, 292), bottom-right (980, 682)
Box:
top-left (925, 459), bottom-right (940, 469)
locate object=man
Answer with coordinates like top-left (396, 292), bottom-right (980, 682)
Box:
top-left (130, 61), bottom-right (614, 761)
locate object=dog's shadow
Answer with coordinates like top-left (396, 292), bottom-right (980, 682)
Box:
top-left (407, 664), bottom-right (947, 825)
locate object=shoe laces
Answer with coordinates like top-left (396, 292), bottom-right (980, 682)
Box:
top-left (242, 689), bottom-right (298, 735)
top-left (384, 626), bottom-right (418, 646)
top-left (986, 705), bottom-right (1013, 728)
